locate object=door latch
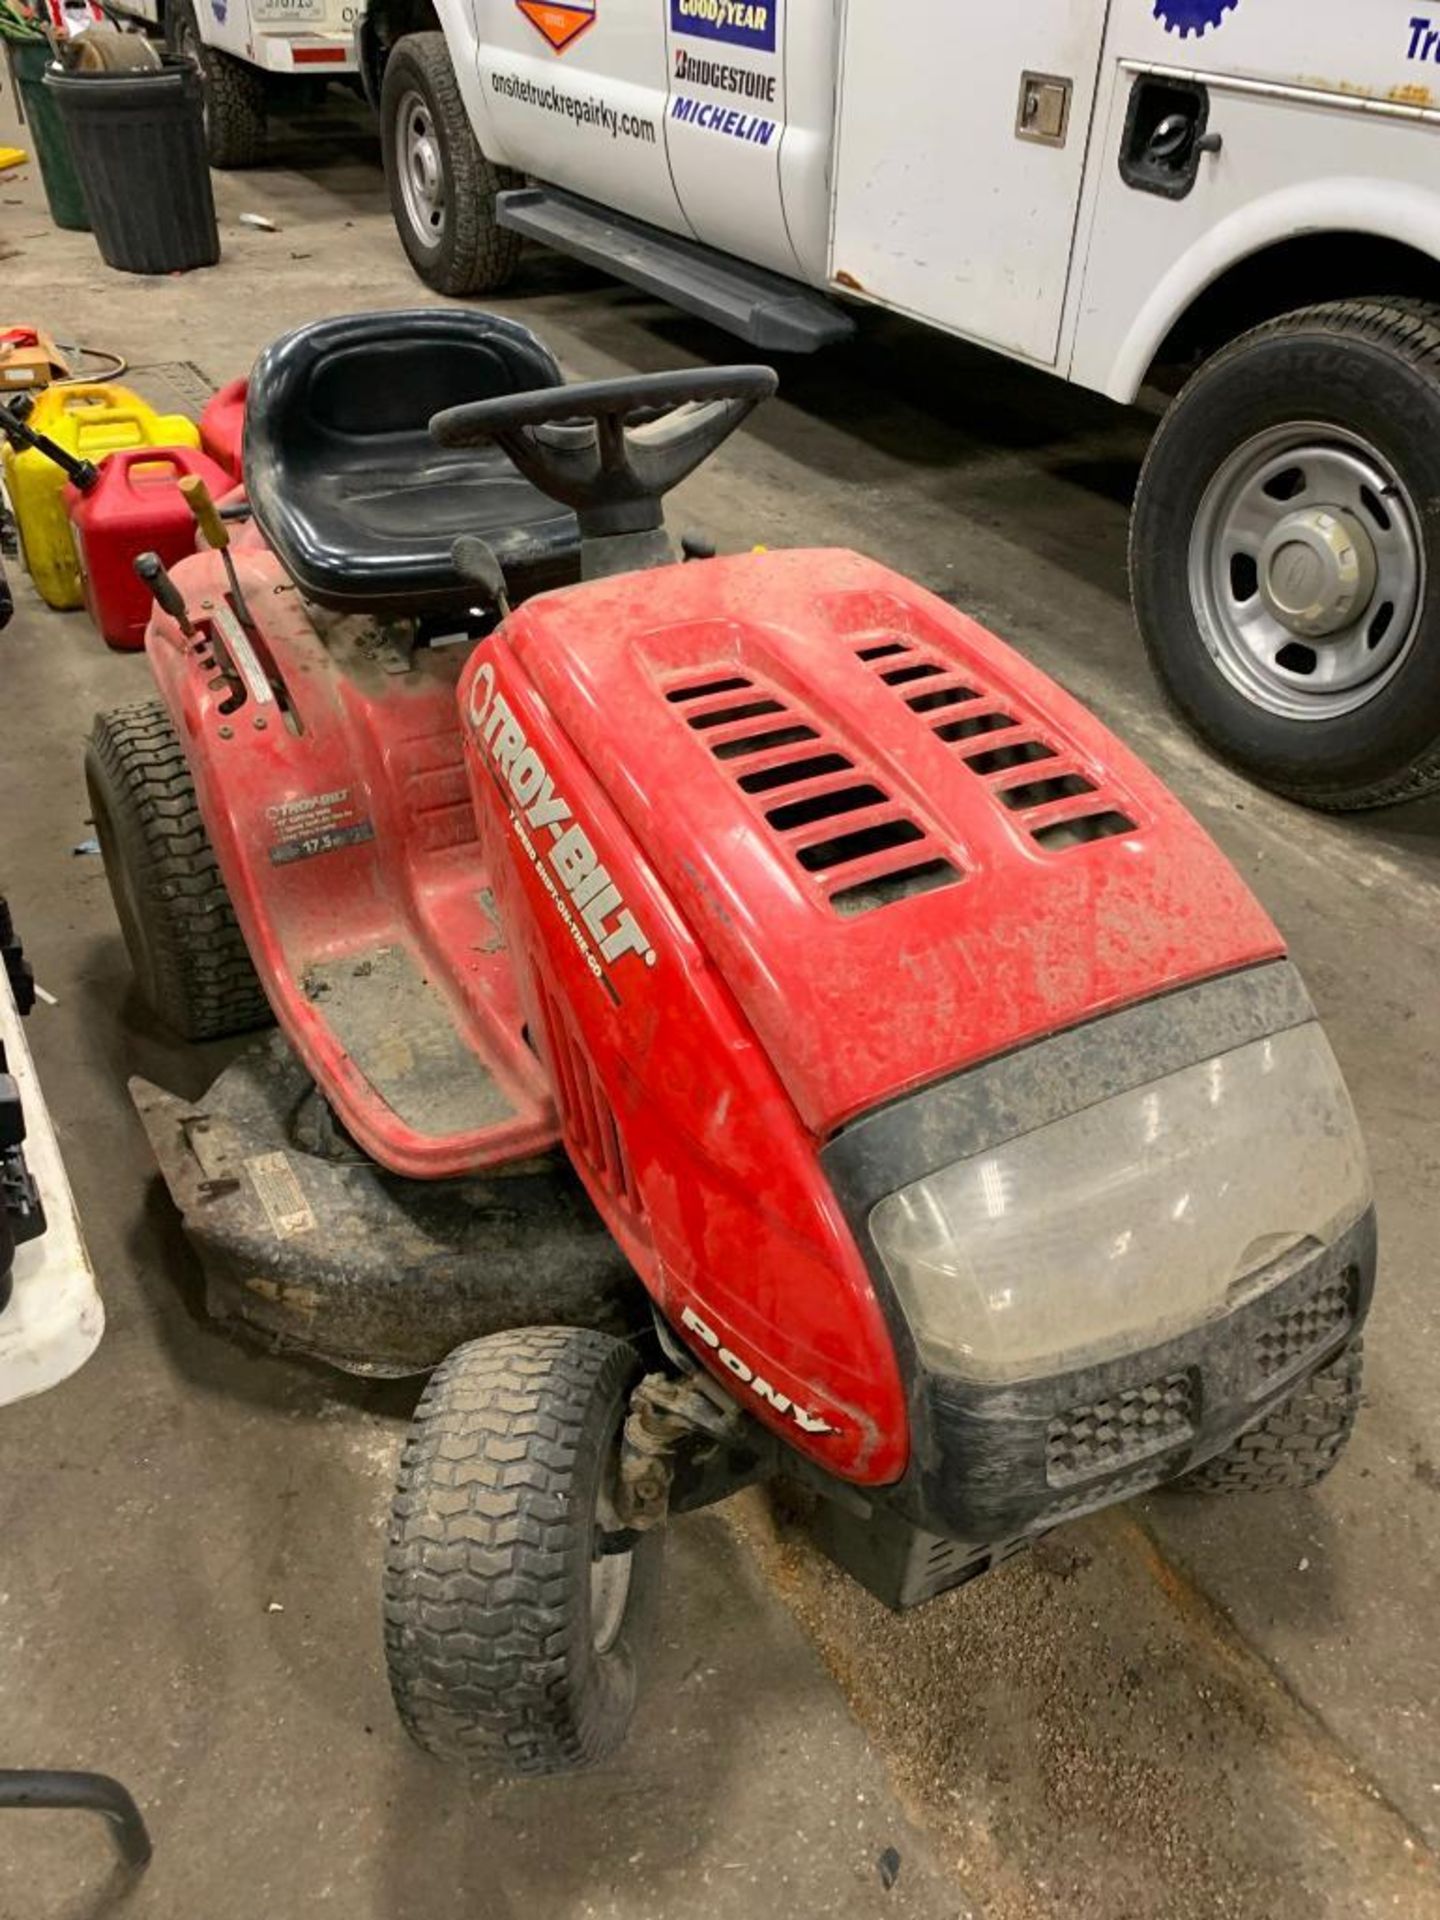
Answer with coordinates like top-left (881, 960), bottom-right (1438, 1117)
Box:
top-left (1016, 73), bottom-right (1073, 148)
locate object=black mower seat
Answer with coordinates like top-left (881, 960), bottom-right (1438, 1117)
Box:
top-left (244, 309), bottom-right (581, 617)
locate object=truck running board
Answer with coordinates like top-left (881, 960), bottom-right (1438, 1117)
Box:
top-left (496, 187), bottom-right (855, 354)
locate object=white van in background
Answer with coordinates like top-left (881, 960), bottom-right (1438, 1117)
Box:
top-left (356, 0), bottom-right (1440, 809)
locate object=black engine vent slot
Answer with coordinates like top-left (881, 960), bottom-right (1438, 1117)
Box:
top-left (687, 697), bottom-right (786, 731)
top-left (796, 818), bottom-right (925, 873)
top-left (766, 783), bottom-right (887, 833)
top-left (831, 858), bottom-right (962, 918)
top-left (665, 675), bottom-right (752, 704)
top-left (738, 751), bottom-right (853, 794)
top-left (997, 772), bottom-right (1096, 811)
top-left (965, 738), bottom-right (1055, 774)
top-left (712, 724), bottom-right (819, 761)
top-left (1032, 810), bottom-right (1136, 850)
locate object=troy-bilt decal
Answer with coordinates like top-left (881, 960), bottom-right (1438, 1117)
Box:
top-left (674, 46), bottom-right (776, 103)
top-left (671, 95), bottom-right (776, 144)
top-left (469, 662), bottom-right (656, 980)
top-left (681, 1307), bottom-right (840, 1436)
top-left (1152, 0), bottom-right (1237, 36)
top-left (671, 0), bottom-right (776, 56)
top-left (1407, 16), bottom-right (1440, 61)
top-left (515, 0), bottom-right (596, 52)
top-left (267, 789), bottom-right (376, 866)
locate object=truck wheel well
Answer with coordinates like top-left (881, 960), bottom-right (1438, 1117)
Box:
top-left (358, 0), bottom-right (440, 103)
top-left (1148, 233), bottom-right (1440, 391)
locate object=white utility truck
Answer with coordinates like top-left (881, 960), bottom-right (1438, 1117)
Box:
top-left (109, 0), bottom-right (364, 165)
top-left (359, 0), bottom-right (1440, 809)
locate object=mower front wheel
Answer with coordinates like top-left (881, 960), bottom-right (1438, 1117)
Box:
top-left (86, 700), bottom-right (270, 1042)
top-left (384, 1326), bottom-right (661, 1775)
top-left (1176, 1340), bottom-right (1363, 1496)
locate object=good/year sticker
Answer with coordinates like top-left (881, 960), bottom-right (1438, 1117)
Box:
top-left (670, 0), bottom-right (776, 55)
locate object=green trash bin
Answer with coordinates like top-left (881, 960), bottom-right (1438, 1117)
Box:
top-left (5, 39), bottom-right (90, 232)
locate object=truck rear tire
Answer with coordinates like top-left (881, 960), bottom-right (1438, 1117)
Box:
top-left (86, 700), bottom-right (271, 1043)
top-left (380, 32), bottom-right (521, 297)
top-left (169, 0), bottom-right (267, 170)
top-left (1131, 301), bottom-right (1440, 810)
top-left (384, 1326), bottom-right (661, 1774)
top-left (1176, 1341), bottom-right (1363, 1496)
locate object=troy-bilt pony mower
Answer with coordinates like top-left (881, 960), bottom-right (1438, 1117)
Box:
top-left (89, 311), bottom-right (1375, 1775)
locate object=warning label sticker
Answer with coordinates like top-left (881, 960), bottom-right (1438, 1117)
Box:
top-left (267, 788), bottom-right (376, 866)
top-left (245, 1152), bottom-right (316, 1239)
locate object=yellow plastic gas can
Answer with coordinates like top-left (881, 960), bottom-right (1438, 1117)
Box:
top-left (2, 383), bottom-right (200, 609)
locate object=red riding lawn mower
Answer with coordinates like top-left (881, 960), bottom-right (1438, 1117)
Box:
top-left (88, 310), bottom-right (1376, 1775)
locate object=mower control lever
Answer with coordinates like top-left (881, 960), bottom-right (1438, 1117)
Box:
top-left (430, 366), bottom-right (778, 540)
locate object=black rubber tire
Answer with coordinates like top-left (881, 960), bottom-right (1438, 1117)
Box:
top-left (380, 32), bottom-right (521, 297)
top-left (85, 700), bottom-right (271, 1042)
top-left (1131, 300), bottom-right (1440, 811)
top-left (168, 0), bottom-right (267, 170)
top-left (1177, 1341), bottom-right (1363, 1496)
top-left (384, 1326), bottom-right (661, 1774)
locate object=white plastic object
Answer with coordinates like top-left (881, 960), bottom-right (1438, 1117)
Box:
top-left (0, 962), bottom-right (104, 1408)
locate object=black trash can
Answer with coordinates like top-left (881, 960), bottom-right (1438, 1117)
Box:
top-left (44, 60), bottom-right (219, 274)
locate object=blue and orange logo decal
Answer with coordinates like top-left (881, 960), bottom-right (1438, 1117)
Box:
top-left (516, 0), bottom-right (596, 52)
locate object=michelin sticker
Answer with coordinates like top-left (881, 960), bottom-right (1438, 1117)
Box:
top-left (671, 0), bottom-right (776, 56)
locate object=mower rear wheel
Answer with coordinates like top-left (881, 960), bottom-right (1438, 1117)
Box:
top-left (86, 700), bottom-right (270, 1042)
top-left (1176, 1340), bottom-right (1363, 1495)
top-left (384, 1326), bottom-right (661, 1775)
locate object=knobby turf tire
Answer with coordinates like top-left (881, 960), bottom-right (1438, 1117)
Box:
top-left (1177, 1341), bottom-right (1363, 1495)
top-left (380, 32), bottom-right (521, 297)
top-left (85, 700), bottom-right (270, 1042)
top-left (384, 1326), bottom-right (661, 1775)
top-left (169, 0), bottom-right (267, 170)
top-left (1131, 299), bottom-right (1440, 810)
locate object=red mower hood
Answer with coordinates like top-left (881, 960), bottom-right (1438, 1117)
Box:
top-left (506, 549), bottom-right (1284, 1137)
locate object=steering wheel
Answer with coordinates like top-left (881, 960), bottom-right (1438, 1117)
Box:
top-left (430, 366), bottom-right (778, 537)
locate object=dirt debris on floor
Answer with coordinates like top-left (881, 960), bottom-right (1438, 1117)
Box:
top-left (732, 1491), bottom-right (1438, 1920)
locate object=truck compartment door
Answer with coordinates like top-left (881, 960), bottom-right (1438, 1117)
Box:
top-left (831, 0), bottom-right (1110, 366)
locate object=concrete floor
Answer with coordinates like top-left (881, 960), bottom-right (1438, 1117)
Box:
top-left (2, 89), bottom-right (1439, 1920)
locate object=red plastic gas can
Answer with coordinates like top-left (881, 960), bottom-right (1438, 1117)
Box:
top-left (66, 445), bottom-right (234, 651)
top-left (200, 378), bottom-right (246, 485)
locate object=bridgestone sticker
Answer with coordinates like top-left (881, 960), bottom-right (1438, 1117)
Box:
top-left (267, 789), bottom-right (376, 866)
top-left (245, 1152), bottom-right (316, 1239)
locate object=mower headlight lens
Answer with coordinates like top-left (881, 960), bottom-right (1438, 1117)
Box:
top-left (868, 1022), bottom-right (1369, 1384)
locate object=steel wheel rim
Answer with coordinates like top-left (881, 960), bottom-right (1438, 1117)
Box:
top-left (590, 1465), bottom-right (634, 1657)
top-left (1187, 422), bottom-right (1424, 722)
top-left (395, 89), bottom-right (445, 251)
top-left (589, 1545), bottom-right (633, 1656)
